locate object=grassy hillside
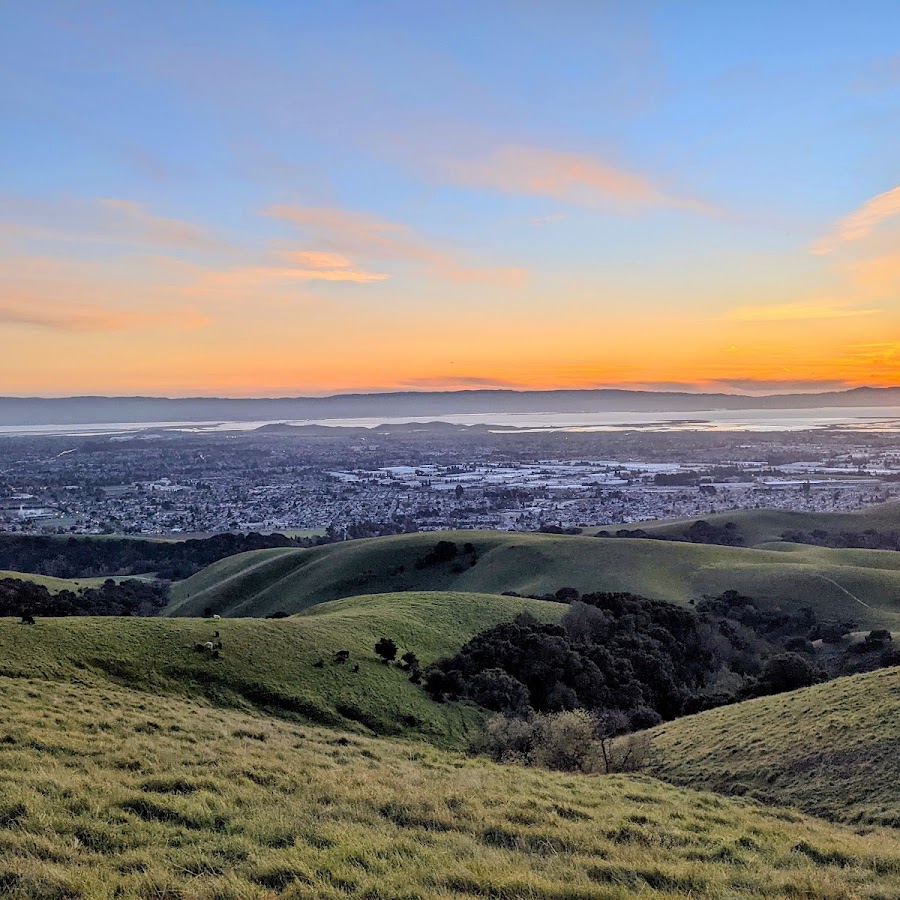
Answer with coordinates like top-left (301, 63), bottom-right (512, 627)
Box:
top-left (166, 530), bottom-right (900, 628)
top-left (614, 500), bottom-right (900, 548)
top-left (0, 592), bottom-right (563, 747)
top-left (647, 666), bottom-right (900, 827)
top-left (2, 675), bottom-right (900, 899)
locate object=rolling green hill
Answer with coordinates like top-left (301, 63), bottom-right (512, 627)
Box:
top-left (2, 674), bottom-right (900, 899)
top-left (647, 666), bottom-right (900, 828)
top-left (166, 530), bottom-right (900, 628)
top-left (0, 592), bottom-right (563, 747)
top-left (610, 500), bottom-right (900, 548)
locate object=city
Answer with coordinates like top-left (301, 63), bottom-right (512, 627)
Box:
top-left (2, 424), bottom-right (899, 537)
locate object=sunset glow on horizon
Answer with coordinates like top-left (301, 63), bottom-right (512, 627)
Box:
top-left (2, 2), bottom-right (900, 397)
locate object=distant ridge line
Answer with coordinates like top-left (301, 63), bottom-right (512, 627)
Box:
top-left (1, 386), bottom-right (899, 427)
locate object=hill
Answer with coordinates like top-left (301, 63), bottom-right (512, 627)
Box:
top-left (611, 501), bottom-right (900, 548)
top-left (647, 666), bottom-right (900, 827)
top-left (5, 385), bottom-right (900, 426)
top-left (2, 674), bottom-right (900, 899)
top-left (0, 592), bottom-right (563, 747)
top-left (166, 530), bottom-right (900, 628)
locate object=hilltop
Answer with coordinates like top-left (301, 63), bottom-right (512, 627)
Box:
top-left (166, 530), bottom-right (900, 628)
top-left (0, 592), bottom-right (563, 746)
top-left (2, 674), bottom-right (900, 899)
top-left (647, 666), bottom-right (900, 828)
top-left (620, 501), bottom-right (900, 548)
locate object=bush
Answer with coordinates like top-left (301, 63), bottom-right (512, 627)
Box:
top-left (474, 710), bottom-right (652, 775)
top-left (758, 653), bottom-right (824, 695)
top-left (374, 637), bottom-right (398, 664)
top-left (531, 710), bottom-right (600, 773)
top-left (475, 714), bottom-right (536, 764)
top-left (866, 629), bottom-right (892, 645)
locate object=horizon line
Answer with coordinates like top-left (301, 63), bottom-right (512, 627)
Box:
top-left (0, 385), bottom-right (896, 402)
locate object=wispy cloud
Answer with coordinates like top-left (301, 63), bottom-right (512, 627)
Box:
top-left (814, 185), bottom-right (900, 254)
top-left (0, 298), bottom-right (208, 332)
top-left (188, 260), bottom-right (388, 298)
top-left (439, 145), bottom-right (713, 214)
top-left (0, 253), bottom-right (211, 333)
top-left (527, 213), bottom-right (568, 227)
top-left (840, 254), bottom-right (900, 294)
top-left (722, 301), bottom-right (880, 322)
top-left (853, 54), bottom-right (900, 94)
top-left (265, 205), bottom-right (526, 285)
top-left (0, 196), bottom-right (224, 252)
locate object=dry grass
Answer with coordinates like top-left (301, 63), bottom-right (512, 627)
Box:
top-left (648, 666), bottom-right (900, 827)
top-left (1, 676), bottom-right (899, 899)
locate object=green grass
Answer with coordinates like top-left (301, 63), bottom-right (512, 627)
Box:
top-left (647, 666), bottom-right (900, 828)
top-left (166, 530), bottom-right (900, 628)
top-left (609, 500), bottom-right (900, 548)
top-left (2, 675), bottom-right (900, 899)
top-left (0, 592), bottom-right (564, 747)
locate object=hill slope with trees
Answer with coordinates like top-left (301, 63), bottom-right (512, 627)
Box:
top-left (165, 530), bottom-right (900, 629)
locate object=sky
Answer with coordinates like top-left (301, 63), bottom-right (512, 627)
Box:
top-left (1, 1), bottom-right (899, 397)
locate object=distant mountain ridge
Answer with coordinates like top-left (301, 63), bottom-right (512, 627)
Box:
top-left (1, 386), bottom-right (899, 426)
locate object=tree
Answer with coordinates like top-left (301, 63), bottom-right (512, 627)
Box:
top-left (758, 652), bottom-right (822, 695)
top-left (375, 637), bottom-right (398, 664)
top-left (468, 668), bottom-right (529, 714)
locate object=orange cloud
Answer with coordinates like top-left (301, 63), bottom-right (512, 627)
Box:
top-left (814, 185), bottom-right (900, 254)
top-left (265, 205), bottom-right (526, 286)
top-left (189, 262), bottom-right (388, 297)
top-left (439, 145), bottom-right (712, 213)
top-left (289, 250), bottom-right (354, 268)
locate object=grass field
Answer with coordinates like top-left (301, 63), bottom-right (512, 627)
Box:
top-left (2, 675), bottom-right (900, 899)
top-left (165, 530), bottom-right (900, 628)
top-left (0, 592), bottom-right (564, 746)
top-left (607, 501), bottom-right (900, 548)
top-left (647, 666), bottom-right (900, 828)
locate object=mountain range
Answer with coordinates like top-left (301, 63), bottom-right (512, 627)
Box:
top-left (2, 385), bottom-right (900, 426)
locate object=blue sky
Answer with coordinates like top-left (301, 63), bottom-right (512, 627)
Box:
top-left (1, 1), bottom-right (899, 395)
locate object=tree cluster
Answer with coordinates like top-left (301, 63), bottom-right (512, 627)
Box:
top-left (0, 577), bottom-right (170, 618)
top-left (414, 540), bottom-right (478, 571)
top-left (0, 532), bottom-right (322, 581)
top-left (422, 588), bottom-right (896, 731)
top-left (781, 528), bottom-right (900, 552)
top-left (375, 637), bottom-right (422, 682)
top-left (602, 520), bottom-right (744, 546)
